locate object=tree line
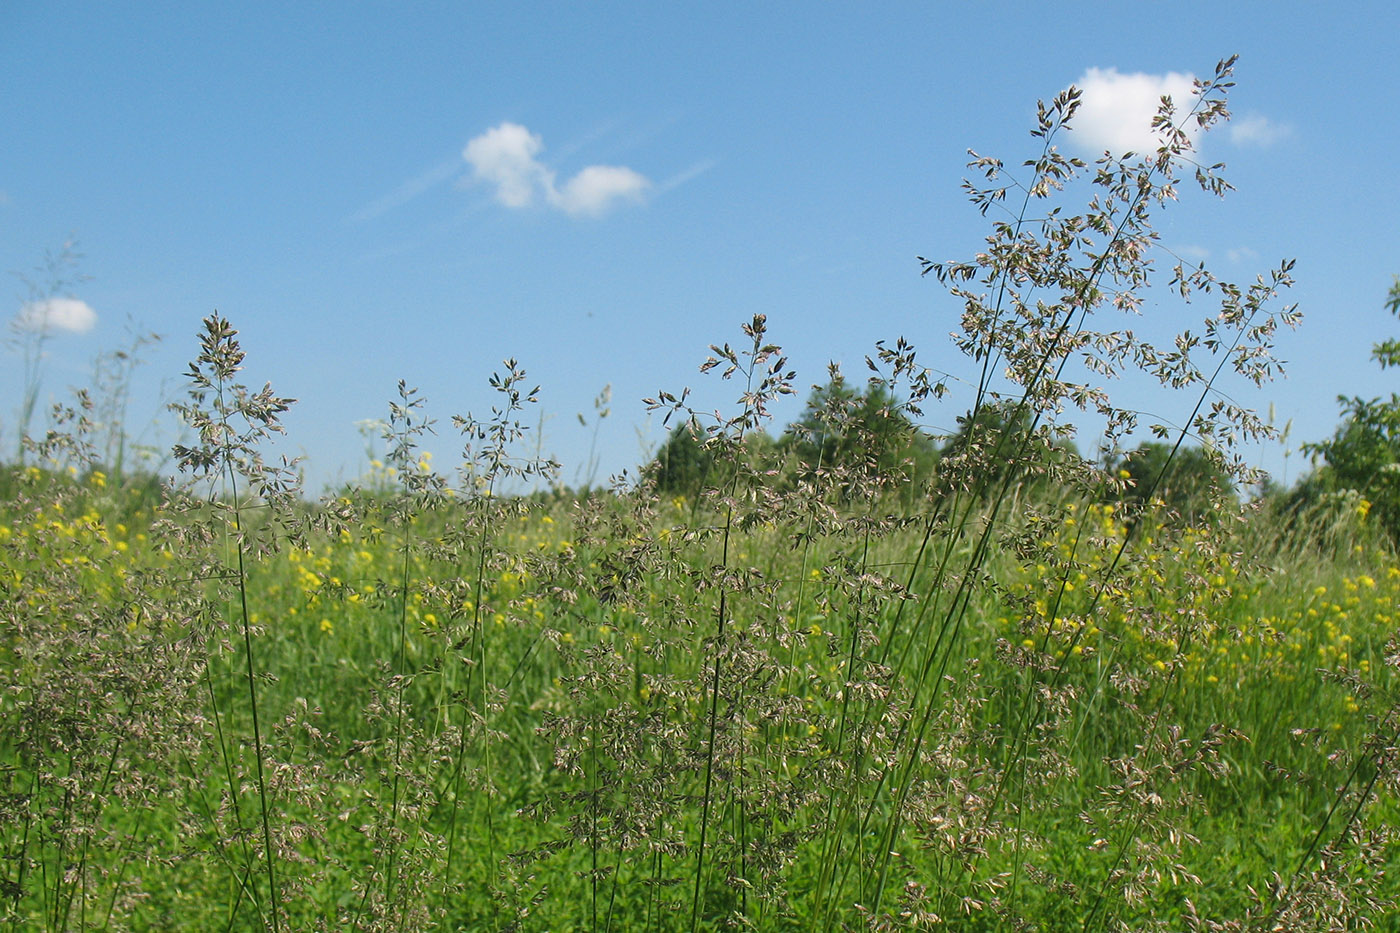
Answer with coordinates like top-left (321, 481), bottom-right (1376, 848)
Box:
top-left (648, 276), bottom-right (1400, 546)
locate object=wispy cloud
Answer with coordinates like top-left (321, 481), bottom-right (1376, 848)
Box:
top-left (1069, 67), bottom-right (1201, 156)
top-left (14, 297), bottom-right (97, 335)
top-left (1227, 246), bottom-right (1259, 264)
top-left (550, 118), bottom-right (623, 165)
top-left (1229, 114), bottom-right (1291, 147)
top-left (352, 157), bottom-right (462, 223)
top-left (462, 122), bottom-right (651, 217)
top-left (655, 159), bottom-right (716, 196)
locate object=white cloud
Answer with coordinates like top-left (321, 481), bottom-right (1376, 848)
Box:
top-left (1229, 114), bottom-right (1291, 147)
top-left (1069, 67), bottom-right (1201, 156)
top-left (462, 122), bottom-right (651, 217)
top-left (1226, 246), bottom-right (1259, 264)
top-left (14, 297), bottom-right (97, 335)
top-left (550, 165), bottom-right (649, 216)
top-left (463, 123), bottom-right (552, 208)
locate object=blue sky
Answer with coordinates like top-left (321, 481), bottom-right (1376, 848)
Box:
top-left (3, 3), bottom-right (1397, 491)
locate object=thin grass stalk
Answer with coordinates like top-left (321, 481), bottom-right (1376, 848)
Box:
top-left (176, 743), bottom-right (262, 932)
top-left (473, 483), bottom-right (500, 910)
top-left (443, 459), bottom-right (504, 925)
top-left (347, 519), bottom-right (417, 930)
top-left (590, 707), bottom-right (599, 931)
top-left (170, 317), bottom-right (299, 931)
top-left (386, 539), bottom-right (414, 926)
top-left (59, 722), bottom-right (129, 931)
top-left (443, 487), bottom-right (487, 891)
top-left (224, 466), bottom-right (280, 933)
top-left (1284, 701), bottom-right (1400, 906)
top-left (100, 804), bottom-right (148, 932)
top-left (777, 440), bottom-right (824, 737)
top-left (688, 472), bottom-right (738, 931)
top-left (684, 317), bottom-right (786, 929)
top-left (604, 811), bottom-right (625, 933)
top-left (812, 523), bottom-right (875, 930)
top-left (5, 774), bottom-right (36, 930)
top-left (201, 664), bottom-right (263, 926)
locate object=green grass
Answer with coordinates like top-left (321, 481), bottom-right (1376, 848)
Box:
top-left (3, 462), bottom-right (1398, 930)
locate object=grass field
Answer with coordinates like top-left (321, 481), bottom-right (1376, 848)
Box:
top-left (3, 421), bottom-right (1398, 930)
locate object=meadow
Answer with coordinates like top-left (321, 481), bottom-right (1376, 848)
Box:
top-left (4, 59), bottom-right (1400, 931)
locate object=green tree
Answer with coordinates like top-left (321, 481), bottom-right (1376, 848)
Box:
top-left (1299, 277), bottom-right (1400, 541)
top-left (648, 421), bottom-right (715, 499)
top-left (1108, 441), bottom-right (1234, 525)
top-left (647, 420), bottom-right (776, 501)
top-left (936, 399), bottom-right (1082, 502)
top-left (782, 373), bottom-right (938, 499)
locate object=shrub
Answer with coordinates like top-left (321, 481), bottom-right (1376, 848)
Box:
top-left (1301, 279), bottom-right (1400, 542)
top-left (782, 370), bottom-right (940, 500)
top-left (646, 419), bottom-right (775, 500)
top-left (1108, 440), bottom-right (1235, 525)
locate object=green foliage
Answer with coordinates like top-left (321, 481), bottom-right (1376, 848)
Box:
top-left (1302, 278), bottom-right (1400, 542)
top-left (1370, 276), bottom-right (1400, 369)
top-left (1109, 440), bottom-right (1235, 524)
top-left (646, 419), bottom-right (756, 499)
top-left (937, 398), bottom-right (1084, 502)
top-left (782, 370), bottom-right (939, 498)
top-left (648, 419), bottom-right (708, 497)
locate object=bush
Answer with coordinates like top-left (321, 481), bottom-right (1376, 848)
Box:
top-left (1302, 277), bottom-right (1400, 542)
top-left (647, 418), bottom-right (776, 501)
top-left (1108, 440), bottom-right (1235, 525)
top-left (781, 371), bottom-right (939, 500)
